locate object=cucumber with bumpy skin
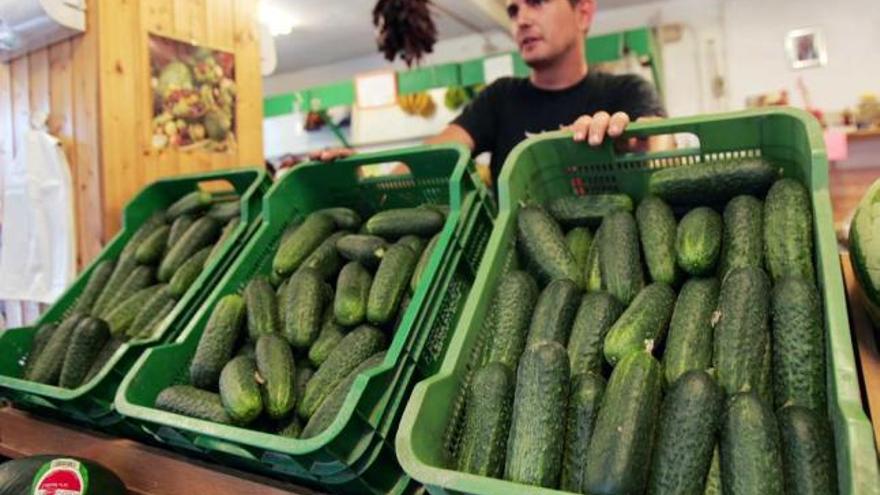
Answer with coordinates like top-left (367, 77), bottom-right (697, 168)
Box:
top-left (309, 307), bottom-right (345, 367)
top-left (335, 234), bottom-right (387, 268)
top-left (207, 217), bottom-right (239, 264)
top-left (135, 225), bottom-right (171, 265)
top-left (23, 323), bottom-right (56, 379)
top-left (98, 265), bottom-right (155, 319)
top-left (648, 370), bottom-right (724, 495)
top-left (778, 405), bottom-right (837, 495)
top-left (485, 271), bottom-right (539, 370)
top-left (721, 392), bottom-right (784, 495)
top-left (567, 291), bottom-right (623, 376)
top-left (367, 243), bottom-right (418, 325)
top-left (517, 205), bottom-right (582, 288)
top-left (334, 261), bottom-right (372, 326)
top-left (105, 285), bottom-right (164, 338)
top-left (316, 207), bottom-right (361, 230)
top-left (299, 231), bottom-right (346, 281)
top-left (166, 190), bottom-right (212, 219)
top-left (585, 222), bottom-right (604, 292)
top-left (526, 279), bottom-right (581, 346)
top-left (598, 210), bottom-right (644, 305)
top-left (206, 200), bottom-right (241, 223)
top-left (677, 207), bottom-right (723, 277)
top-left (663, 277), bottom-right (720, 385)
top-left (505, 341), bottom-right (570, 488)
top-left (168, 247), bottom-right (211, 298)
top-left (365, 208), bottom-right (444, 238)
top-left (155, 385), bottom-right (232, 424)
top-left (636, 196), bottom-right (679, 285)
top-left (565, 227), bottom-right (592, 276)
top-left (603, 283), bottom-right (675, 366)
top-left (546, 194), bottom-right (634, 228)
top-left (649, 158), bottom-right (778, 205)
top-left (73, 260), bottom-right (115, 316)
top-left (561, 372), bottom-right (605, 493)
top-left (411, 233), bottom-right (440, 293)
top-left (219, 356), bottom-right (263, 424)
top-left (244, 277), bottom-right (280, 341)
top-left (27, 315), bottom-right (85, 384)
top-left (255, 333), bottom-right (296, 419)
top-left (720, 195), bottom-right (764, 280)
top-left (282, 268), bottom-right (328, 348)
top-left (59, 317), bottom-right (111, 388)
top-left (273, 213), bottom-right (336, 277)
top-left (764, 178), bottom-right (814, 283)
top-left (585, 351), bottom-right (662, 495)
top-left (190, 294), bottom-right (246, 390)
top-left (456, 362), bottom-right (514, 478)
top-left (126, 285), bottom-right (174, 339)
top-left (158, 217), bottom-right (221, 282)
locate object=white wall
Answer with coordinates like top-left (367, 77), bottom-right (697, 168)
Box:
top-left (263, 30), bottom-right (517, 96)
top-left (722, 0), bottom-right (880, 112)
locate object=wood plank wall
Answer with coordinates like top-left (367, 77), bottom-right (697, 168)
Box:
top-left (98, 0), bottom-right (265, 239)
top-left (0, 1), bottom-right (103, 270)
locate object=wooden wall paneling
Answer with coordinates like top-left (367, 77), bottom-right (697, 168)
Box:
top-left (71, 30), bottom-right (104, 265)
top-left (174, 0), bottom-right (208, 45)
top-left (27, 49), bottom-right (50, 120)
top-left (144, 0), bottom-right (175, 36)
top-left (48, 41), bottom-right (80, 267)
top-left (98, 0), bottom-right (144, 238)
top-left (233, 0), bottom-right (264, 166)
top-left (205, 0), bottom-right (235, 52)
top-left (10, 57), bottom-right (30, 156)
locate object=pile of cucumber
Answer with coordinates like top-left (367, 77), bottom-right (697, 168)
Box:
top-left (154, 205), bottom-right (447, 439)
top-left (21, 190), bottom-right (242, 390)
top-left (455, 159), bottom-right (836, 494)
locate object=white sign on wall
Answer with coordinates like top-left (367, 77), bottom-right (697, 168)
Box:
top-left (355, 70), bottom-right (398, 109)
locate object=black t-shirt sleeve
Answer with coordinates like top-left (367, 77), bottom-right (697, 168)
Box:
top-left (610, 74), bottom-right (667, 119)
top-left (451, 80), bottom-right (504, 155)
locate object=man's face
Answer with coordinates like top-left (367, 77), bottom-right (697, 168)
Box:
top-left (506, 0), bottom-right (591, 67)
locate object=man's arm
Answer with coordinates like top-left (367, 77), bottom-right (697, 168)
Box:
top-left (424, 124), bottom-right (475, 149)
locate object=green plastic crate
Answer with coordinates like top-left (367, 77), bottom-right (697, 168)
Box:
top-left (396, 108), bottom-right (880, 495)
top-left (115, 144), bottom-right (496, 494)
top-left (0, 168), bottom-right (269, 435)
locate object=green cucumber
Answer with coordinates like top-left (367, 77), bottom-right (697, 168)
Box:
top-left (167, 214), bottom-right (195, 250)
top-left (158, 216), bottom-right (221, 282)
top-left (560, 372), bottom-right (605, 493)
top-left (273, 212), bottom-right (336, 277)
top-left (677, 207), bottom-right (723, 277)
top-left (649, 158), bottom-right (778, 205)
top-left (166, 190), bottom-right (212, 219)
top-left (526, 279), bottom-right (581, 346)
top-left (778, 405), bottom-right (837, 495)
top-left (585, 351), bottom-right (663, 495)
top-left (636, 196), bottom-right (679, 285)
top-left (367, 243), bottom-right (419, 325)
top-left (603, 283), bottom-right (676, 366)
top-left (300, 352), bottom-right (386, 438)
top-left (207, 217), bottom-right (239, 264)
top-left (663, 278), bottom-right (720, 385)
top-left (26, 314), bottom-right (85, 384)
top-left (720, 392), bottom-right (784, 495)
top-left (545, 193), bottom-right (634, 228)
top-left (316, 207), bottom-right (362, 230)
top-left (281, 268), bottom-right (328, 348)
top-left (714, 267), bottom-right (771, 396)
top-left (334, 262), bottom-right (372, 326)
top-left (293, 365), bottom-right (314, 410)
top-left (517, 204), bottom-right (582, 287)
top-left (97, 265), bottom-right (154, 319)
top-left (565, 227), bottom-right (592, 276)
top-left (126, 285), bottom-right (174, 339)
top-left (73, 259), bottom-right (115, 315)
top-left (849, 178), bottom-right (880, 324)
top-left (335, 234), bottom-right (388, 268)
top-left (168, 247), bottom-right (211, 298)
top-left (585, 222), bottom-right (604, 292)
top-left (456, 362), bottom-right (515, 478)
top-left (277, 416), bottom-right (302, 438)
top-left (648, 370), bottom-right (724, 495)
top-left (298, 325), bottom-right (385, 419)
top-left (84, 338), bottom-right (123, 383)
top-left (244, 277), bottom-right (280, 340)
top-left (770, 276), bottom-right (826, 412)
top-left (704, 446), bottom-right (722, 495)
top-left (504, 341), bottom-right (570, 488)
top-left (764, 178), bottom-right (815, 283)
top-left (206, 200), bottom-right (240, 223)
top-left (309, 307), bottom-right (345, 367)
top-left (299, 231), bottom-right (346, 281)
top-left (397, 235), bottom-right (426, 256)
top-left (255, 334), bottom-right (296, 419)
top-left (190, 294), bottom-right (246, 390)
top-left (219, 356), bottom-right (263, 424)
top-left (365, 207), bottom-right (444, 238)
top-left (567, 291), bottom-right (623, 376)
top-left (105, 285), bottom-right (164, 338)
top-left (59, 317), bottom-right (111, 388)
top-left (23, 323), bottom-right (56, 379)
top-left (411, 233), bottom-right (440, 293)
top-left (485, 270), bottom-right (539, 370)
top-left (135, 225), bottom-right (171, 265)
top-left (720, 195), bottom-right (764, 280)
top-left (155, 385), bottom-right (231, 424)
top-left (598, 210), bottom-right (644, 305)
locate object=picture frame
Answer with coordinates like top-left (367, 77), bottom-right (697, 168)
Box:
top-left (785, 27), bottom-right (827, 70)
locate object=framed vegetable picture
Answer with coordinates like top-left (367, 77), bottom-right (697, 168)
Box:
top-left (149, 34), bottom-right (237, 151)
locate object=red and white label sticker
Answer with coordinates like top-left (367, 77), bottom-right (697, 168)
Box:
top-left (31, 459), bottom-right (87, 495)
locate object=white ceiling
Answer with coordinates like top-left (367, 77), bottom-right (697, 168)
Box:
top-left (271, 0), bottom-right (503, 73)
top-left (269, 0), bottom-right (664, 74)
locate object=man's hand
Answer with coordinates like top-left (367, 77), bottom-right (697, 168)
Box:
top-left (307, 147), bottom-right (356, 162)
top-left (566, 111), bottom-right (631, 146)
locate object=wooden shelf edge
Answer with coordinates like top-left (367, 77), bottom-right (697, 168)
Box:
top-left (0, 407), bottom-right (322, 495)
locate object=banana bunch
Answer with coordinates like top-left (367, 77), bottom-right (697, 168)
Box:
top-left (444, 86), bottom-right (470, 111)
top-left (399, 92), bottom-right (436, 118)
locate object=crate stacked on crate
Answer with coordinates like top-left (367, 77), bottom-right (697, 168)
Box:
top-left (0, 169), bottom-right (268, 435)
top-left (115, 144), bottom-right (496, 494)
top-left (397, 108), bottom-right (880, 495)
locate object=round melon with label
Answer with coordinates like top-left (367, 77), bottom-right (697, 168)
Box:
top-left (0, 456), bottom-right (125, 495)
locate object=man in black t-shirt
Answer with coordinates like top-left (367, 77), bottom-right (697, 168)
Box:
top-left (314, 0), bottom-right (665, 179)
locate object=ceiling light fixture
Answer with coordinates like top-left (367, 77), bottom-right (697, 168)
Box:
top-left (259, 1), bottom-right (297, 37)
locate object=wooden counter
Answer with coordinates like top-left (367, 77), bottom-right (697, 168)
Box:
top-left (0, 407), bottom-right (322, 495)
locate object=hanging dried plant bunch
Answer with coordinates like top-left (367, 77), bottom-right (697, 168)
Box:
top-left (372, 0), bottom-right (438, 66)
